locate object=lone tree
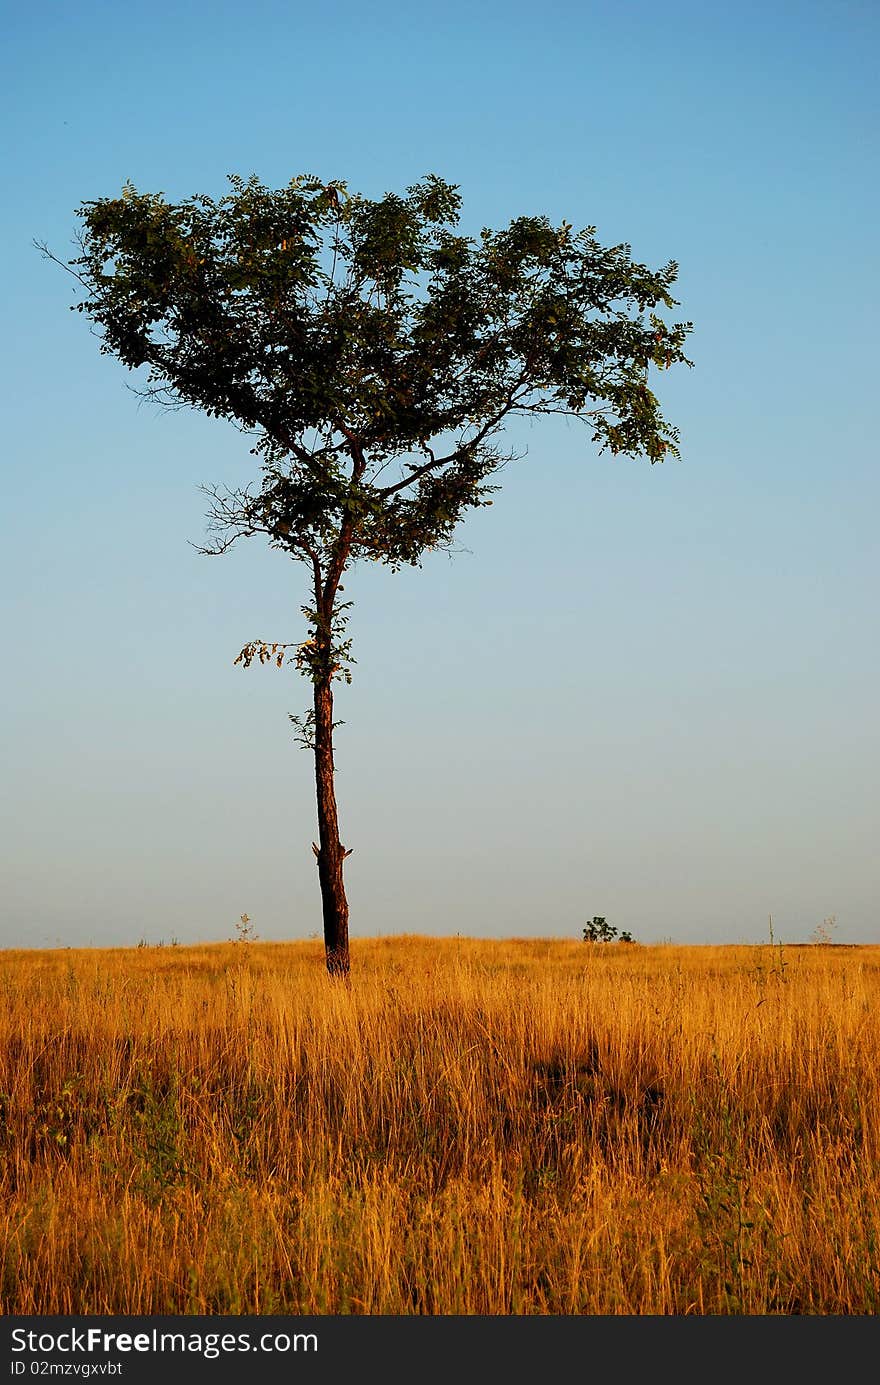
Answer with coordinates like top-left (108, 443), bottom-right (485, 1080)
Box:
top-left (52, 173), bottom-right (691, 977)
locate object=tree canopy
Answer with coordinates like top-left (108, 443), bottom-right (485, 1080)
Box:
top-left (69, 173), bottom-right (690, 569)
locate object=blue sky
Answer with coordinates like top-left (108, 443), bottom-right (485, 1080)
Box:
top-left (2, 0), bottom-right (877, 947)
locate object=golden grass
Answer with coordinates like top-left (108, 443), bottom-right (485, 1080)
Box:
top-left (1, 936), bottom-right (878, 1314)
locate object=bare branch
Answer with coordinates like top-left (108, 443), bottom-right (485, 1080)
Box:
top-left (34, 239), bottom-right (93, 295)
top-left (192, 482), bottom-right (272, 556)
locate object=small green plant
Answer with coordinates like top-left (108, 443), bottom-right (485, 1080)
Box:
top-left (127, 1065), bottom-right (186, 1200)
top-left (691, 1059), bottom-right (760, 1313)
top-left (582, 917), bottom-right (634, 943)
top-left (233, 913), bottom-right (258, 945)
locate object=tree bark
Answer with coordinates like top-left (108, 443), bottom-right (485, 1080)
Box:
top-left (309, 503), bottom-right (356, 979)
top-left (312, 670), bottom-right (350, 978)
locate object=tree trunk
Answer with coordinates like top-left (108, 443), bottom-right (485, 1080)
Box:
top-left (312, 671), bottom-right (350, 978)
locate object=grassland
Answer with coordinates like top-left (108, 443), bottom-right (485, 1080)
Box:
top-left (1, 936), bottom-right (878, 1314)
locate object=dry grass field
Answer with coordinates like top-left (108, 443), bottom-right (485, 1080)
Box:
top-left (1, 936), bottom-right (878, 1314)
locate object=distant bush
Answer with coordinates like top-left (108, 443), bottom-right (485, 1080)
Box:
top-left (583, 917), bottom-right (634, 944)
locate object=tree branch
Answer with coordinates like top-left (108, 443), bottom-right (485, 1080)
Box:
top-left (376, 385), bottom-right (528, 498)
top-left (34, 239), bottom-right (94, 295)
